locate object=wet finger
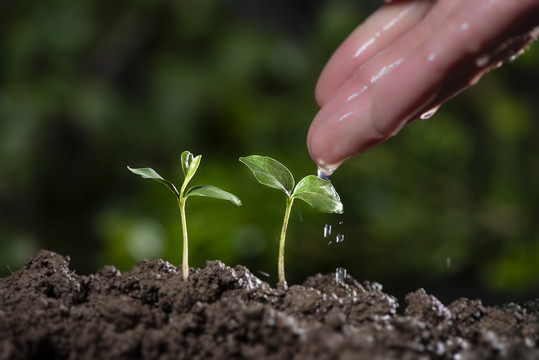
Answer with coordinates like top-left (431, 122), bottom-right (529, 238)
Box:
top-left (315, 0), bottom-right (434, 107)
top-left (308, 0), bottom-right (539, 170)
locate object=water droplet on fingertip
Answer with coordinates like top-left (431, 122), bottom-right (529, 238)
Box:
top-left (475, 55), bottom-right (489, 67)
top-left (420, 106), bottom-right (439, 120)
top-left (337, 111), bottom-right (356, 122)
top-left (469, 73), bottom-right (482, 86)
top-left (346, 86), bottom-right (368, 103)
top-left (389, 120), bottom-right (407, 137)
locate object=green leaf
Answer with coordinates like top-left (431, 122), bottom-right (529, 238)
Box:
top-left (240, 155), bottom-right (295, 195)
top-left (185, 185), bottom-right (242, 206)
top-left (181, 151), bottom-right (201, 188)
top-left (181, 151), bottom-right (193, 177)
top-left (127, 166), bottom-right (180, 198)
top-left (292, 175), bottom-right (343, 214)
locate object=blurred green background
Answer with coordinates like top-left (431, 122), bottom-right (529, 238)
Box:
top-left (1, 0), bottom-right (538, 305)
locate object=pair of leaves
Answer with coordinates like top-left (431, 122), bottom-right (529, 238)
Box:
top-left (240, 155), bottom-right (343, 214)
top-left (128, 151), bottom-right (241, 206)
top-left (181, 151), bottom-right (200, 191)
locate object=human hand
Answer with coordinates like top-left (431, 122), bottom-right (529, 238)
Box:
top-left (308, 0), bottom-right (539, 175)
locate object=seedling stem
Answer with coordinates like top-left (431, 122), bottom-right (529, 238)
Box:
top-left (178, 197), bottom-right (189, 280)
top-left (278, 197), bottom-right (294, 288)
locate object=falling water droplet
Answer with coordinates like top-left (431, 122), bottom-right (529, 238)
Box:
top-left (258, 270), bottom-right (270, 278)
top-left (446, 257), bottom-right (451, 268)
top-left (327, 241), bottom-right (333, 245)
top-left (339, 221), bottom-right (344, 225)
top-left (336, 234), bottom-right (345, 243)
top-left (317, 167), bottom-right (333, 181)
top-left (323, 224), bottom-right (333, 237)
top-left (335, 267), bottom-right (347, 284)
top-left (420, 107), bottom-right (439, 120)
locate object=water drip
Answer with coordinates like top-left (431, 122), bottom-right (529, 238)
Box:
top-left (323, 224), bottom-right (332, 238)
top-left (475, 55), bottom-right (489, 67)
top-left (335, 267), bottom-right (347, 284)
top-left (317, 168), bottom-right (333, 181)
top-left (420, 106), bottom-right (439, 120)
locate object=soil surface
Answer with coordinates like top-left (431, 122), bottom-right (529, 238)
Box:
top-left (0, 250), bottom-right (537, 359)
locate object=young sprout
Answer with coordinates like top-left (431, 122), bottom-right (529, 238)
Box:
top-left (128, 151), bottom-right (241, 281)
top-left (240, 155), bottom-right (343, 289)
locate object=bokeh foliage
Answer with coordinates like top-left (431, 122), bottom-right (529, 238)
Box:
top-left (1, 0), bottom-right (538, 304)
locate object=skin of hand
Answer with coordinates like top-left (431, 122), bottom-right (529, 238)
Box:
top-left (308, 0), bottom-right (539, 175)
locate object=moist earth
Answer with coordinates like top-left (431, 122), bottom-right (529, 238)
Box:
top-left (0, 250), bottom-right (537, 359)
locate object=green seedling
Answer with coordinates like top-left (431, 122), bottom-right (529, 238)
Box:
top-left (240, 155), bottom-right (343, 289)
top-left (128, 151), bottom-right (241, 281)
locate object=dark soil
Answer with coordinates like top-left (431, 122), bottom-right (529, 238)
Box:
top-left (0, 250), bottom-right (537, 359)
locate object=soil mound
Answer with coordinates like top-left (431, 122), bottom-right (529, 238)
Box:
top-left (0, 250), bottom-right (537, 359)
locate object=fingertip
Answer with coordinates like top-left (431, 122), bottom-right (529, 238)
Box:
top-left (308, 107), bottom-right (385, 172)
top-left (307, 130), bottom-right (343, 174)
top-left (307, 118), bottom-right (337, 170)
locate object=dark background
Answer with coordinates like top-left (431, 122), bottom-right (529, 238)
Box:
top-left (1, 0), bottom-right (538, 305)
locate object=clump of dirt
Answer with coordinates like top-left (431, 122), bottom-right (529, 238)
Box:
top-left (0, 250), bottom-right (537, 359)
